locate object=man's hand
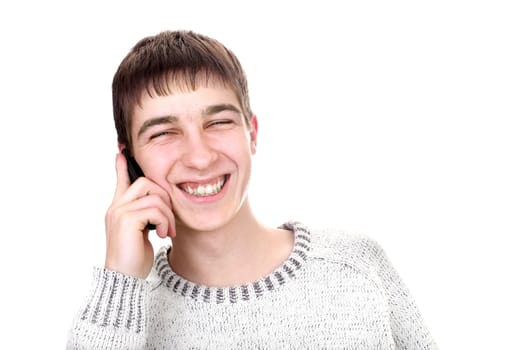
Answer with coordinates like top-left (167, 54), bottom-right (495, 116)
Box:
top-left (104, 153), bottom-right (176, 278)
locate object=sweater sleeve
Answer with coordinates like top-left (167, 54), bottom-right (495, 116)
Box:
top-left (66, 267), bottom-right (149, 350)
top-left (367, 239), bottom-right (438, 350)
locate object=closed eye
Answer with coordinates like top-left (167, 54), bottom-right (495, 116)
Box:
top-left (207, 120), bottom-right (234, 128)
top-left (149, 130), bottom-right (178, 140)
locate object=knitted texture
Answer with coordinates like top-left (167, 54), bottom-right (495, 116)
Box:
top-left (67, 222), bottom-right (437, 349)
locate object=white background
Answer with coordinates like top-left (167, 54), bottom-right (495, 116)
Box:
top-left (0, 1), bottom-right (523, 349)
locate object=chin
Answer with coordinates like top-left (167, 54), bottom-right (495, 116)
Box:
top-left (175, 212), bottom-right (233, 233)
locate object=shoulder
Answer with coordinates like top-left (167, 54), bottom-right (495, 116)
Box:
top-left (305, 225), bottom-right (388, 275)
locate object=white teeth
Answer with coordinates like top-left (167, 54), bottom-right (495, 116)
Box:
top-left (183, 177), bottom-right (226, 197)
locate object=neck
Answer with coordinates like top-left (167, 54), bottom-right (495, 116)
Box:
top-left (168, 202), bottom-right (294, 287)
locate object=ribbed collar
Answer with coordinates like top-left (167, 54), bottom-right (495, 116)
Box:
top-left (153, 221), bottom-right (311, 304)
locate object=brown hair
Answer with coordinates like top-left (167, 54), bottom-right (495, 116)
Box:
top-left (112, 30), bottom-right (253, 150)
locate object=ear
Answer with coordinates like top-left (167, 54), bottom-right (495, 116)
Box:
top-left (118, 143), bottom-right (125, 153)
top-left (249, 115), bottom-right (258, 154)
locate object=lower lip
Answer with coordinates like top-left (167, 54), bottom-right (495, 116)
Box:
top-left (179, 176), bottom-right (230, 203)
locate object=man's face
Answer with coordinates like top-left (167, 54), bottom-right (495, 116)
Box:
top-left (130, 83), bottom-right (257, 232)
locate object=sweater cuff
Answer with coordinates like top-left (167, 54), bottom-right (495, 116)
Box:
top-left (78, 267), bottom-right (148, 334)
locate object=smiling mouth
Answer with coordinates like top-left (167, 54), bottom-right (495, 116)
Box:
top-left (178, 175), bottom-right (229, 197)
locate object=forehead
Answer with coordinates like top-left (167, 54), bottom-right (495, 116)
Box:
top-left (131, 79), bottom-right (240, 127)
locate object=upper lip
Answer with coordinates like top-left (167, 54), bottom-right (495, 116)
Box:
top-left (175, 173), bottom-right (229, 186)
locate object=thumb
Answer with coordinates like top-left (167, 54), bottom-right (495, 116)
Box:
top-left (113, 152), bottom-right (131, 200)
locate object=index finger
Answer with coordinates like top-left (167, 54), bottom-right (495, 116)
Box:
top-left (113, 152), bottom-right (131, 200)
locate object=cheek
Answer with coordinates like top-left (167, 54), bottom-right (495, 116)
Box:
top-left (141, 153), bottom-right (173, 184)
top-left (233, 147), bottom-right (254, 176)
top-left (225, 139), bottom-right (253, 165)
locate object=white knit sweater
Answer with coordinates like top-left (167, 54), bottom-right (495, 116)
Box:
top-left (67, 222), bottom-right (437, 349)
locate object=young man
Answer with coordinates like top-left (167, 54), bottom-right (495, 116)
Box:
top-left (68, 30), bottom-right (437, 349)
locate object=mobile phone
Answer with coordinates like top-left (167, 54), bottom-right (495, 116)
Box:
top-left (121, 148), bottom-right (156, 231)
top-left (122, 148), bottom-right (145, 182)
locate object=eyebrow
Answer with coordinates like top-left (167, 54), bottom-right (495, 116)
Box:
top-left (136, 103), bottom-right (241, 138)
top-left (137, 115), bottom-right (179, 138)
top-left (203, 103), bottom-right (241, 116)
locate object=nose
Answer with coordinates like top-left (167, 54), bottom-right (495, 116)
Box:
top-left (180, 131), bottom-right (218, 170)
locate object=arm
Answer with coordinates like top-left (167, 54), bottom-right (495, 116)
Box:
top-left (369, 240), bottom-right (438, 350)
top-left (67, 269), bottom-right (149, 350)
top-left (67, 153), bottom-right (174, 349)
